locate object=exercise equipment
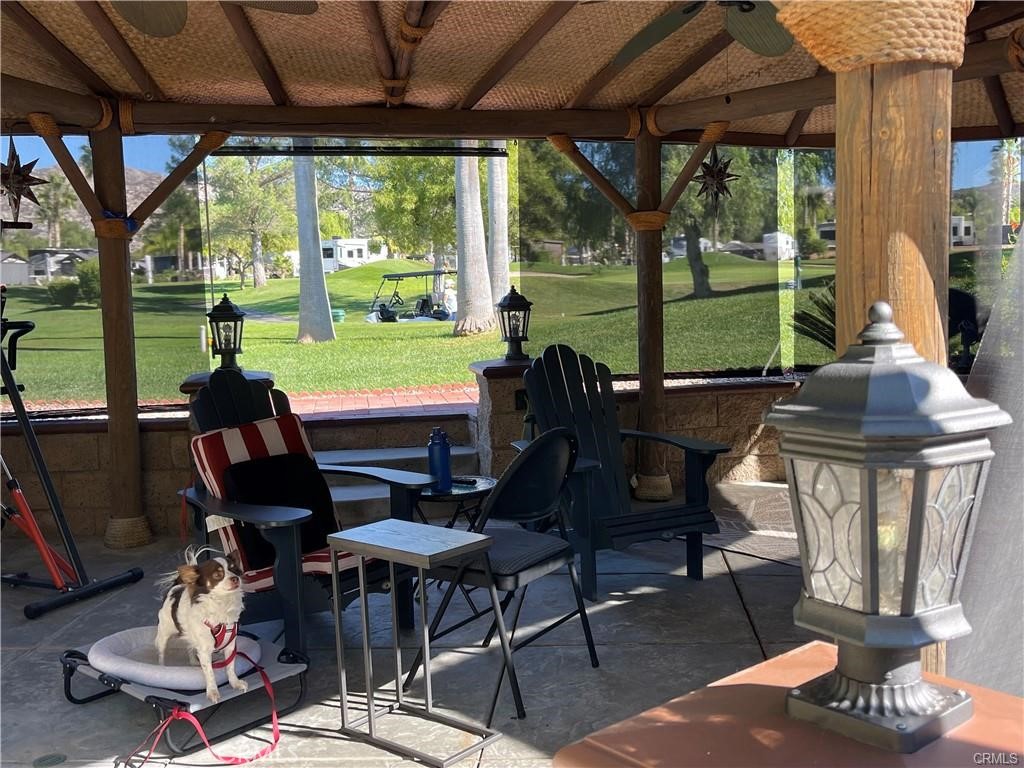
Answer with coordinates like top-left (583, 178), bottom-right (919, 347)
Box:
top-left (1, 286), bottom-right (144, 618)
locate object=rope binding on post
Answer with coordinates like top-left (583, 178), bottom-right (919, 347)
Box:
top-left (626, 210), bottom-right (670, 232)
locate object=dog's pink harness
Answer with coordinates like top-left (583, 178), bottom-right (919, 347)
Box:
top-left (204, 620), bottom-right (238, 669)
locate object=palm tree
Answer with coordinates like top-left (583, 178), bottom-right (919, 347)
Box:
top-left (293, 137), bottom-right (335, 343)
top-left (453, 140), bottom-right (494, 335)
top-left (487, 140), bottom-right (511, 309)
top-left (35, 173), bottom-right (77, 247)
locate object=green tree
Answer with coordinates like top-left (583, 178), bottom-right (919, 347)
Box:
top-left (517, 140), bottom-right (568, 261)
top-left (75, 258), bottom-right (101, 303)
top-left (206, 143), bottom-right (294, 288)
top-left (369, 151), bottom-right (455, 257)
top-left (35, 172), bottom-right (78, 247)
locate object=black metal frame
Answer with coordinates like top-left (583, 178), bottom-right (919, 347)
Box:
top-left (61, 638), bottom-right (309, 757)
top-left (1, 316), bottom-right (144, 618)
top-left (212, 145), bottom-right (508, 158)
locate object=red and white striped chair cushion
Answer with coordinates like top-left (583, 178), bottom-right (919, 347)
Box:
top-left (190, 414), bottom-right (363, 592)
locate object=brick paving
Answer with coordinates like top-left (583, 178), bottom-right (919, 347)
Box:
top-left (3, 382), bottom-right (480, 418)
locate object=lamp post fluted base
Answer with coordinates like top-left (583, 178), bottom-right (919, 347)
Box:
top-left (786, 643), bottom-right (973, 752)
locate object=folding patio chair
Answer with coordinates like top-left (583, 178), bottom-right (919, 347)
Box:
top-left (402, 427), bottom-right (599, 726)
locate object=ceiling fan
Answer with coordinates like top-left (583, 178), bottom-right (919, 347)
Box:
top-left (580, 0), bottom-right (793, 58)
top-left (110, 1), bottom-right (319, 38)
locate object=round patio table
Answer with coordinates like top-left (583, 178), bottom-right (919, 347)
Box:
top-left (416, 475), bottom-right (496, 530)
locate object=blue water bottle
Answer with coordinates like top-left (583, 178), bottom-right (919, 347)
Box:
top-left (427, 427), bottom-right (452, 492)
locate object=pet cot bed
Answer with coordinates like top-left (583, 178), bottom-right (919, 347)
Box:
top-left (61, 625), bottom-right (307, 756)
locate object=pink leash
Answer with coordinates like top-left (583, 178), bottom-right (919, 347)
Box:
top-left (121, 645), bottom-right (279, 767)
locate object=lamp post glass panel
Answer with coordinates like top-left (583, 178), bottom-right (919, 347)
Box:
top-left (765, 302), bottom-right (1011, 753)
top-left (497, 285), bottom-right (532, 361)
top-left (207, 293), bottom-right (246, 371)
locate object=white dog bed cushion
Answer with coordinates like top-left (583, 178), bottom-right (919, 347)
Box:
top-left (87, 626), bottom-right (261, 691)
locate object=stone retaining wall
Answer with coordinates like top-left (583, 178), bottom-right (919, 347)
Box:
top-left (0, 409), bottom-right (473, 538)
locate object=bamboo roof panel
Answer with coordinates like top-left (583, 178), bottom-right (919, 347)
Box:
top-left (247, 2), bottom-right (380, 107)
top-left (0, 16), bottom-right (91, 98)
top-left (20, 1), bottom-right (141, 97)
top-left (94, 0), bottom-right (273, 105)
top-left (590, 4), bottom-right (727, 109)
top-left (953, 78), bottom-right (999, 128)
top-left (801, 104), bottom-right (835, 135)
top-left (0, 1), bottom-right (1019, 142)
top-left (477, 1), bottom-right (673, 110)
top-left (664, 36), bottom-right (820, 103)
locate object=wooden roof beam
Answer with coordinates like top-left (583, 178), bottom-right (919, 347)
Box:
top-left (783, 66), bottom-right (826, 146)
top-left (547, 134), bottom-right (635, 216)
top-left (76, 1), bottom-right (163, 101)
top-left (968, 30), bottom-right (1016, 138)
top-left (359, 1), bottom-right (397, 103)
top-left (388, 0), bottom-right (450, 106)
top-left (219, 1), bottom-right (290, 106)
top-left (567, 1), bottom-right (706, 109)
top-left (966, 2), bottom-right (1024, 35)
top-left (2, 2), bottom-right (113, 96)
top-left (648, 35), bottom-right (1019, 134)
top-left (457, 1), bottom-right (575, 110)
top-left (638, 30), bottom-right (733, 107)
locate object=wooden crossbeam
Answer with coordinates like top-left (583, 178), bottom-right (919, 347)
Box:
top-left (131, 132), bottom-right (230, 226)
top-left (388, 0), bottom-right (450, 105)
top-left (457, 1), bottom-right (575, 110)
top-left (658, 122), bottom-right (727, 214)
top-left (220, 1), bottom-right (289, 106)
top-left (25, 112), bottom-right (105, 220)
top-left (567, 1), bottom-right (705, 108)
top-left (638, 30), bottom-right (732, 107)
top-left (967, 1), bottom-right (1024, 35)
top-left (76, 1), bottom-right (163, 101)
top-left (784, 67), bottom-right (825, 146)
top-left (982, 75), bottom-right (1015, 137)
top-left (2, 2), bottom-right (113, 96)
top-left (359, 1), bottom-right (397, 100)
top-left (547, 134), bottom-right (635, 217)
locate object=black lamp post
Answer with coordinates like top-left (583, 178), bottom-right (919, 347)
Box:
top-left (496, 285), bottom-right (532, 362)
top-left (207, 293), bottom-right (246, 371)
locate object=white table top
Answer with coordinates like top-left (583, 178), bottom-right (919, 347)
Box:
top-left (328, 518), bottom-right (492, 569)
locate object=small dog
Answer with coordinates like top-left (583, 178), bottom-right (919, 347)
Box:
top-left (155, 547), bottom-right (247, 703)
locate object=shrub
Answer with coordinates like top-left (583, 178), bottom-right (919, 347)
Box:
top-left (46, 278), bottom-right (79, 308)
top-left (76, 259), bottom-right (101, 304)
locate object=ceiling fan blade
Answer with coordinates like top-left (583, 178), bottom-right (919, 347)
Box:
top-left (110, 1), bottom-right (188, 38)
top-left (228, 1), bottom-right (319, 14)
top-left (726, 3), bottom-right (793, 57)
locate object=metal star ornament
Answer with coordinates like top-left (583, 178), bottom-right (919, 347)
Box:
top-left (1, 141), bottom-right (47, 223)
top-left (694, 148), bottom-right (740, 216)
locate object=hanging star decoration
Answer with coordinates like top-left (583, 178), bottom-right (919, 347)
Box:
top-left (694, 147), bottom-right (740, 216)
top-left (1, 141), bottom-right (48, 224)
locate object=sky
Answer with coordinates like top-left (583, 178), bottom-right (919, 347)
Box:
top-left (1, 133), bottom-right (1003, 190)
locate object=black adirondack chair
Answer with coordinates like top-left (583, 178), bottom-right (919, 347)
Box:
top-left (523, 344), bottom-right (729, 600)
top-left (185, 368), bottom-right (431, 653)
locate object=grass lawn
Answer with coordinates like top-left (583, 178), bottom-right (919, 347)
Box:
top-left (2, 256), bottom-right (835, 404)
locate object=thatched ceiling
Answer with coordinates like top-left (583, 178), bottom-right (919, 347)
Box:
top-left (1, 1), bottom-right (1022, 144)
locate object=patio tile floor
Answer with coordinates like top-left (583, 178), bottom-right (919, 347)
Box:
top-left (1, 487), bottom-right (806, 767)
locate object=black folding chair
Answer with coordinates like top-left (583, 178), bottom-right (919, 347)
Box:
top-left (403, 427), bottom-right (599, 726)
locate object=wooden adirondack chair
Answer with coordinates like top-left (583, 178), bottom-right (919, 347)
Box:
top-left (523, 345), bottom-right (729, 600)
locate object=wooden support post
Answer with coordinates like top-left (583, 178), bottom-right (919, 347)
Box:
top-left (131, 131), bottom-right (230, 226)
top-left (89, 124), bottom-right (149, 548)
top-left (633, 129), bottom-right (670, 500)
top-left (26, 113), bottom-right (104, 220)
top-left (835, 62), bottom-right (951, 363)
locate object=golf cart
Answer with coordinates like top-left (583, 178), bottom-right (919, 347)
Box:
top-left (369, 269), bottom-right (456, 322)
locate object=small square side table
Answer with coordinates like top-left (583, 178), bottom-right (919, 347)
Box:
top-left (328, 518), bottom-right (514, 767)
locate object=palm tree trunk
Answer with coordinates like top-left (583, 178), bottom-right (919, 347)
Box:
top-left (487, 140), bottom-right (511, 307)
top-left (178, 221), bottom-right (186, 276)
top-left (293, 138), bottom-right (336, 343)
top-left (453, 141), bottom-right (495, 336)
